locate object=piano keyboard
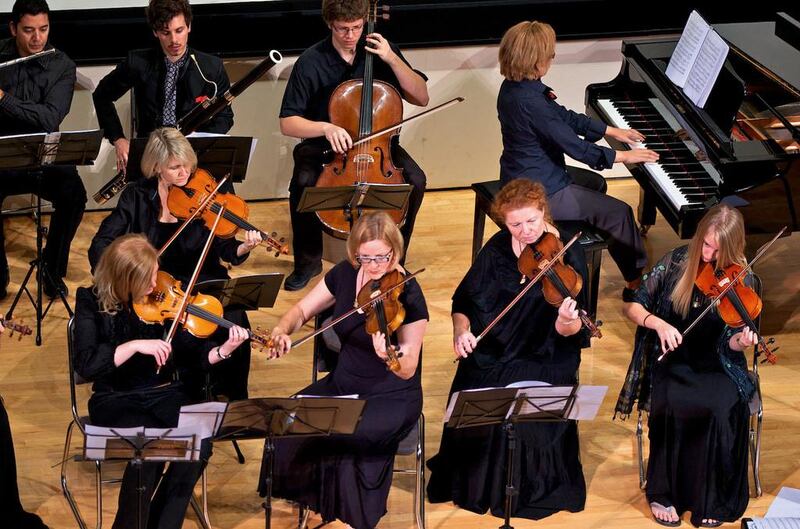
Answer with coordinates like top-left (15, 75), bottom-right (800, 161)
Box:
top-left (597, 97), bottom-right (722, 212)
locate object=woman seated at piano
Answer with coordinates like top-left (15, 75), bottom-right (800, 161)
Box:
top-left (615, 204), bottom-right (757, 527)
top-left (88, 128), bottom-right (261, 402)
top-left (497, 20), bottom-right (659, 298)
top-left (427, 178), bottom-right (591, 520)
top-left (264, 212), bottom-right (428, 529)
top-left (74, 233), bottom-right (248, 529)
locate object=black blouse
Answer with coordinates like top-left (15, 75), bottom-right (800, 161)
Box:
top-left (323, 261), bottom-right (429, 396)
top-left (452, 230), bottom-right (588, 369)
top-left (74, 287), bottom-right (214, 393)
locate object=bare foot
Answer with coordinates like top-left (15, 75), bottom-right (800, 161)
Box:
top-left (650, 502), bottom-right (680, 525)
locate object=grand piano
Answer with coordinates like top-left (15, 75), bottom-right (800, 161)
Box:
top-left (586, 14), bottom-right (800, 239)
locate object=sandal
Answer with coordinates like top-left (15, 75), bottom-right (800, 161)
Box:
top-left (700, 520), bottom-right (723, 528)
top-left (650, 502), bottom-right (681, 527)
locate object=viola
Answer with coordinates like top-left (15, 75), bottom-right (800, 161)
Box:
top-left (356, 269), bottom-right (406, 372)
top-left (694, 261), bottom-right (778, 364)
top-left (167, 168), bottom-right (289, 257)
top-left (518, 232), bottom-right (602, 338)
top-left (133, 270), bottom-right (272, 350)
top-left (0, 317), bottom-right (32, 340)
top-left (314, 0), bottom-right (407, 238)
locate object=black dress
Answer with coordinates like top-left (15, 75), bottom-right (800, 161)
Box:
top-left (74, 287), bottom-right (215, 529)
top-left (427, 230), bottom-right (588, 520)
top-left (617, 248), bottom-right (753, 527)
top-left (261, 261), bottom-right (428, 529)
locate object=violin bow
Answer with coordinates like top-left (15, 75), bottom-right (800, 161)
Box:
top-left (322, 97), bottom-right (465, 156)
top-left (475, 232), bottom-right (582, 344)
top-left (159, 204), bottom-right (226, 373)
top-left (680, 226), bottom-right (785, 338)
top-left (157, 173), bottom-right (230, 257)
top-left (289, 268), bottom-right (425, 350)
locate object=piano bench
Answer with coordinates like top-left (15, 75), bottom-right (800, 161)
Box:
top-left (471, 179), bottom-right (610, 317)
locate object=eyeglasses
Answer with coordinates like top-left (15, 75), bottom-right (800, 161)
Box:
top-left (356, 251), bottom-right (392, 265)
top-left (332, 23), bottom-right (363, 36)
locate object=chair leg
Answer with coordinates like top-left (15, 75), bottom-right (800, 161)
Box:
top-left (636, 410), bottom-right (647, 490)
top-left (298, 504), bottom-right (311, 529)
top-left (190, 467), bottom-right (213, 529)
top-left (60, 420), bottom-right (91, 529)
top-left (752, 405), bottom-right (763, 497)
top-left (414, 414), bottom-right (426, 529)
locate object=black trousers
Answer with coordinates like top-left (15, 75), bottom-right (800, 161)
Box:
top-left (0, 166), bottom-right (86, 278)
top-left (548, 168), bottom-right (646, 282)
top-left (288, 140), bottom-right (426, 272)
top-left (89, 385), bottom-right (207, 529)
top-left (0, 397), bottom-right (49, 529)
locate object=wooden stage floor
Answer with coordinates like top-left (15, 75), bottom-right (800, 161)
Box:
top-left (1, 179), bottom-right (799, 528)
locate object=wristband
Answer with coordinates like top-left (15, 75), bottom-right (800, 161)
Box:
top-left (642, 313), bottom-right (653, 328)
top-left (215, 347), bottom-right (231, 360)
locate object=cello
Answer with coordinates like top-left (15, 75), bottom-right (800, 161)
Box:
top-left (315, 0), bottom-right (408, 238)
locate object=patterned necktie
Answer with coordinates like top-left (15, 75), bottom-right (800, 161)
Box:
top-left (163, 53), bottom-right (189, 127)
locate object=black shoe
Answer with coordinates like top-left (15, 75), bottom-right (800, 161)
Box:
top-left (284, 266), bottom-right (322, 292)
top-left (43, 276), bottom-right (68, 299)
top-left (0, 267), bottom-right (8, 300)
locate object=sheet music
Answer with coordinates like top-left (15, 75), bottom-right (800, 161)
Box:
top-left (443, 386), bottom-right (499, 423)
top-left (745, 518), bottom-right (800, 529)
top-left (178, 402), bottom-right (227, 454)
top-left (666, 10), bottom-right (710, 87)
top-left (665, 10), bottom-right (730, 108)
top-left (766, 487), bottom-right (800, 518)
top-left (186, 132), bottom-right (258, 164)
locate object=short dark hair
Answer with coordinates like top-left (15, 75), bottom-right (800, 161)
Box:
top-left (146, 0), bottom-right (192, 31)
top-left (321, 0), bottom-right (368, 25)
top-left (11, 0), bottom-right (50, 25)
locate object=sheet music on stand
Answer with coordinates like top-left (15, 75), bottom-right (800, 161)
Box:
top-left (83, 424), bottom-right (201, 462)
top-left (194, 273), bottom-right (284, 311)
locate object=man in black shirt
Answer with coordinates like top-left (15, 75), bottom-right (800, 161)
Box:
top-left (92, 0), bottom-right (233, 175)
top-left (0, 0), bottom-right (85, 300)
top-left (280, 0), bottom-right (429, 290)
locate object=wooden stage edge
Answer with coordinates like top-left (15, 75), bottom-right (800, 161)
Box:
top-left (1, 179), bottom-right (799, 529)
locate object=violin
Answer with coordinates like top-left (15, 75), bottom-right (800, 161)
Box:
top-left (694, 261), bottom-right (778, 364)
top-left (518, 232), bottom-right (603, 338)
top-left (356, 269), bottom-right (406, 372)
top-left (167, 168), bottom-right (289, 257)
top-left (0, 317), bottom-right (32, 340)
top-left (133, 270), bottom-right (272, 350)
top-left (314, 0), bottom-right (408, 238)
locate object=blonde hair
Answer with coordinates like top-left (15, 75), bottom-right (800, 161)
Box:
top-left (93, 234), bottom-right (159, 314)
top-left (140, 127), bottom-right (198, 179)
top-left (671, 204), bottom-right (746, 317)
top-left (498, 21), bottom-right (556, 82)
top-left (346, 212), bottom-right (404, 267)
top-left (491, 178), bottom-right (552, 225)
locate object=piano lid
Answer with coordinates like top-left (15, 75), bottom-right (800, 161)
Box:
top-left (715, 20), bottom-right (800, 97)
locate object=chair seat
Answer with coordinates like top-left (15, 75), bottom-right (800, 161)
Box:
top-left (397, 421), bottom-right (420, 456)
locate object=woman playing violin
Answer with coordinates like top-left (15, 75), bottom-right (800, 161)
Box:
top-left (264, 211), bottom-right (428, 529)
top-left (88, 127), bottom-right (261, 401)
top-left (427, 178), bottom-right (591, 520)
top-left (74, 234), bottom-right (247, 529)
top-left (615, 204), bottom-right (757, 527)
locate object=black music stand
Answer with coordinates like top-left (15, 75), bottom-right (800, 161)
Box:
top-left (215, 396), bottom-right (366, 529)
top-left (194, 273), bottom-right (284, 311)
top-left (1, 130), bottom-right (102, 345)
top-left (297, 183), bottom-right (412, 233)
top-left (445, 384), bottom-right (585, 529)
top-left (127, 135), bottom-right (254, 186)
top-left (82, 424), bottom-right (202, 529)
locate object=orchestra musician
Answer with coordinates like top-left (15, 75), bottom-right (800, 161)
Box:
top-left (279, 0), bottom-right (429, 291)
top-left (264, 211), bottom-right (428, 529)
top-left (74, 233), bottom-right (247, 529)
top-left (0, 0), bottom-right (86, 300)
top-left (615, 204), bottom-right (757, 527)
top-left (427, 178), bottom-right (590, 520)
top-left (88, 128), bottom-right (261, 400)
top-left (92, 0), bottom-right (233, 177)
top-left (496, 21), bottom-right (660, 298)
